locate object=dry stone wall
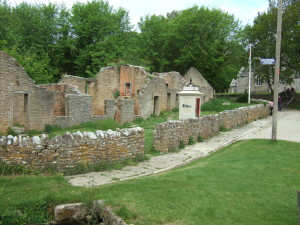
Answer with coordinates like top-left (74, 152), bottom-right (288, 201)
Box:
top-left (154, 104), bottom-right (269, 153)
top-left (0, 127), bottom-right (144, 171)
top-left (154, 115), bottom-right (219, 153)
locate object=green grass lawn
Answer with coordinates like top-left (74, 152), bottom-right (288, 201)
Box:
top-left (1, 139), bottom-right (300, 225)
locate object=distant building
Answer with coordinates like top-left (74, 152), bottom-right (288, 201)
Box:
top-left (228, 67), bottom-right (300, 94)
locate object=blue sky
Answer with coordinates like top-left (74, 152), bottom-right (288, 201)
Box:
top-left (11, 0), bottom-right (269, 27)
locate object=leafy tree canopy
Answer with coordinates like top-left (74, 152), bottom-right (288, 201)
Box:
top-left (1, 0), bottom-right (247, 91)
top-left (246, 0), bottom-right (300, 93)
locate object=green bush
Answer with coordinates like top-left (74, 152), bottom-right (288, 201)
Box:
top-left (236, 93), bottom-right (248, 103)
top-left (6, 127), bottom-right (17, 136)
top-left (188, 136), bottom-right (196, 145)
top-left (179, 140), bottom-right (185, 149)
top-left (44, 124), bottom-right (61, 134)
top-left (27, 129), bottom-right (41, 137)
top-left (197, 135), bottom-right (204, 142)
top-left (171, 107), bottom-right (179, 113)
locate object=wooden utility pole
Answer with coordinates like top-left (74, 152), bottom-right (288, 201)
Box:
top-left (272, 0), bottom-right (283, 141)
top-left (248, 44), bottom-right (252, 104)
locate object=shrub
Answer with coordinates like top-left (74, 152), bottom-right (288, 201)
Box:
top-left (6, 127), bottom-right (17, 136)
top-left (197, 135), bottom-right (204, 142)
top-left (220, 125), bottom-right (229, 132)
top-left (171, 107), bottom-right (179, 113)
top-left (27, 129), bottom-right (41, 137)
top-left (188, 136), bottom-right (196, 145)
top-left (236, 93), bottom-right (248, 103)
top-left (44, 124), bottom-right (60, 134)
top-left (179, 140), bottom-right (185, 149)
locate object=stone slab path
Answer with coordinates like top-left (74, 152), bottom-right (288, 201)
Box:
top-left (67, 110), bottom-right (299, 187)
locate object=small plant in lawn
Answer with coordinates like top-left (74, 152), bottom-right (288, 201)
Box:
top-left (115, 205), bottom-right (137, 221)
top-left (188, 136), bottom-right (196, 145)
top-left (133, 117), bottom-right (144, 123)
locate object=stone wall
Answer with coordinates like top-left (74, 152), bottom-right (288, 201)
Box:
top-left (154, 104), bottom-right (269, 153)
top-left (94, 66), bottom-right (120, 115)
top-left (138, 77), bottom-right (168, 118)
top-left (119, 65), bottom-right (149, 115)
top-left (154, 115), bottom-right (219, 153)
top-left (183, 67), bottom-right (214, 102)
top-left (105, 99), bottom-right (116, 119)
top-left (58, 75), bottom-right (90, 94)
top-left (160, 71), bottom-right (185, 89)
top-left (219, 104), bottom-right (269, 130)
top-left (118, 99), bottom-right (135, 124)
top-left (0, 127), bottom-right (144, 171)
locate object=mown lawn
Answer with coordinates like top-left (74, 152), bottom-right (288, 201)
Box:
top-left (1, 139), bottom-right (300, 225)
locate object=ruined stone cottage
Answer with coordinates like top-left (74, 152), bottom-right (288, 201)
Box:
top-left (0, 51), bottom-right (214, 134)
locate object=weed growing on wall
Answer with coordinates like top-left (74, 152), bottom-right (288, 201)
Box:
top-left (113, 89), bottom-right (120, 98)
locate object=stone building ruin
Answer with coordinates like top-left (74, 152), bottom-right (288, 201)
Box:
top-left (0, 51), bottom-right (214, 134)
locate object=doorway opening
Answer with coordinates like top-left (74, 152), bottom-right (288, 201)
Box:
top-left (153, 96), bottom-right (159, 116)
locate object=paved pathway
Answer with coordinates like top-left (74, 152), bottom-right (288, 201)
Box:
top-left (67, 110), bottom-right (299, 187)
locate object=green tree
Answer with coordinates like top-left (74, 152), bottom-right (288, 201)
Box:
top-left (137, 6), bottom-right (246, 91)
top-left (70, 0), bottom-right (132, 77)
top-left (0, 2), bottom-right (61, 83)
top-left (246, 0), bottom-right (300, 93)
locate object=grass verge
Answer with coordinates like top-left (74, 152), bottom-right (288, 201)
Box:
top-left (1, 140), bottom-right (299, 225)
